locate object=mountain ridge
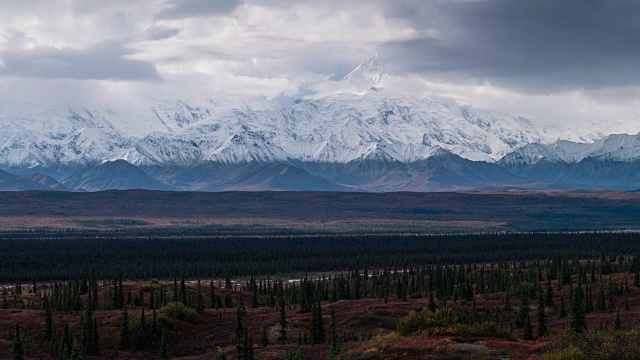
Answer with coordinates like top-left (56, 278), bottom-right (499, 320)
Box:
top-left (0, 169), bottom-right (70, 191)
top-left (61, 160), bottom-right (173, 192)
top-left (0, 57), bottom-right (638, 192)
top-left (0, 57), bottom-right (569, 169)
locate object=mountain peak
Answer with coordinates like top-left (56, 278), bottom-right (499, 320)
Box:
top-left (62, 160), bottom-right (172, 192)
top-left (342, 54), bottom-right (386, 90)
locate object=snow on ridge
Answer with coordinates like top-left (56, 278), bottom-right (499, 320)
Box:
top-left (342, 54), bottom-right (386, 90)
top-left (500, 133), bottom-right (640, 165)
top-left (0, 56), bottom-right (636, 169)
top-left (0, 91), bottom-right (594, 168)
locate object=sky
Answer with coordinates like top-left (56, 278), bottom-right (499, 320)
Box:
top-left (0, 0), bottom-right (639, 132)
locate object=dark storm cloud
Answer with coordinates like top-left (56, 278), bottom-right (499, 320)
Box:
top-left (381, 0), bottom-right (640, 92)
top-left (157, 0), bottom-right (242, 19)
top-left (0, 41), bottom-right (161, 81)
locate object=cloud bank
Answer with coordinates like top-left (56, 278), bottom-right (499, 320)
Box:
top-left (0, 0), bottom-right (638, 131)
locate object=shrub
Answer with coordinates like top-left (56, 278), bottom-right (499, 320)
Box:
top-left (397, 308), bottom-right (515, 341)
top-left (544, 329), bottom-right (640, 359)
top-left (542, 345), bottom-right (586, 360)
top-left (157, 302), bottom-right (199, 328)
top-left (453, 322), bottom-right (517, 341)
top-left (397, 308), bottom-right (456, 336)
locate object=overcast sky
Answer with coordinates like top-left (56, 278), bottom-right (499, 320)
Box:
top-left (0, 0), bottom-right (639, 131)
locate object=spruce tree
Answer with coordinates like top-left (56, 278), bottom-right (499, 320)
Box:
top-left (536, 285), bottom-right (549, 338)
top-left (585, 284), bottom-right (594, 313)
top-left (62, 323), bottom-right (72, 356)
top-left (225, 274), bottom-right (232, 289)
top-left (260, 324), bottom-right (269, 347)
top-left (173, 277), bottom-right (178, 303)
top-left (503, 292), bottom-right (511, 312)
top-left (516, 294), bottom-right (529, 328)
top-left (315, 300), bottom-right (325, 344)
top-left (278, 297), bottom-right (287, 345)
top-left (235, 304), bottom-right (245, 356)
top-left (44, 305), bottom-right (53, 342)
top-left (615, 308), bottom-right (621, 331)
top-left (310, 299), bottom-right (325, 344)
top-left (569, 285), bottom-right (587, 333)
top-left (210, 280), bottom-right (216, 308)
top-left (522, 313), bottom-right (533, 341)
top-left (559, 294), bottom-right (567, 319)
top-left (180, 276), bottom-right (187, 305)
top-left (195, 280), bottom-right (205, 314)
top-left (607, 277), bottom-right (615, 312)
top-left (328, 309), bottom-right (341, 359)
top-left (60, 323), bottom-right (73, 360)
top-left (90, 271), bottom-right (98, 310)
top-left (251, 286), bottom-right (259, 309)
top-left (428, 291), bottom-right (437, 312)
top-left (242, 327), bottom-right (250, 360)
top-left (82, 303), bottom-right (93, 354)
top-left (160, 328), bottom-right (169, 359)
top-left (597, 283), bottom-right (606, 312)
top-left (152, 303), bottom-right (158, 334)
top-left (12, 322), bottom-right (25, 360)
top-left (91, 318), bottom-right (100, 356)
top-left (248, 334), bottom-right (255, 360)
top-left (310, 300), bottom-right (318, 344)
top-left (50, 318), bottom-right (59, 358)
top-left (119, 307), bottom-right (130, 349)
top-left (61, 339), bottom-right (71, 360)
top-left (624, 281), bottom-right (630, 311)
top-left (70, 338), bottom-right (81, 360)
top-left (149, 286), bottom-right (155, 310)
top-left (117, 279), bottom-right (124, 310)
top-left (134, 307), bottom-right (147, 350)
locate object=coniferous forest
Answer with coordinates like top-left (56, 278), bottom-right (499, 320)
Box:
top-left (3, 232), bottom-right (640, 281)
top-left (3, 231), bottom-right (640, 358)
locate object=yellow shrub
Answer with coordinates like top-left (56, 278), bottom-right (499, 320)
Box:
top-left (158, 301), bottom-right (199, 324)
top-left (397, 308), bottom-right (455, 336)
top-left (542, 345), bottom-right (586, 360)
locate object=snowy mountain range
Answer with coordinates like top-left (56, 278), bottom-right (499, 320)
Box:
top-left (0, 56), bottom-right (639, 192)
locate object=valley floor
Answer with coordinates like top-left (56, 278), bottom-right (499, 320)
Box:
top-left (0, 190), bottom-right (639, 232)
top-left (1, 270), bottom-right (638, 359)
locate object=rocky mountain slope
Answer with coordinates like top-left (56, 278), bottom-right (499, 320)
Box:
top-left (0, 169), bottom-right (70, 191)
top-left (499, 133), bottom-right (640, 190)
top-left (0, 56), bottom-right (637, 192)
top-left (0, 57), bottom-right (551, 169)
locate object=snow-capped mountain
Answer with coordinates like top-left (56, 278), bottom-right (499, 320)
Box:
top-left (498, 133), bottom-right (640, 190)
top-left (501, 133), bottom-right (640, 166)
top-left (0, 108), bottom-right (134, 168)
top-left (342, 54), bottom-right (386, 90)
top-left (0, 56), bottom-right (553, 170)
top-left (111, 92), bottom-right (549, 167)
top-left (0, 56), bottom-right (638, 192)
